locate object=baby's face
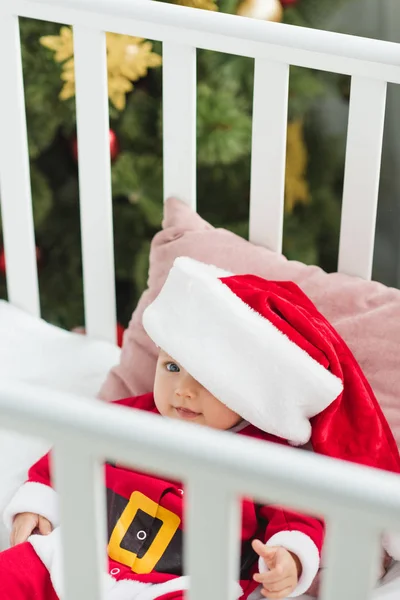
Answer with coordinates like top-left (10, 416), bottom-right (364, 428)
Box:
top-left (153, 350), bottom-right (241, 430)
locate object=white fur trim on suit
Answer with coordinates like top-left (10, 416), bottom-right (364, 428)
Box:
top-left (107, 576), bottom-right (242, 600)
top-left (259, 531), bottom-right (320, 597)
top-left (137, 576), bottom-right (189, 600)
top-left (30, 529), bottom-right (116, 599)
top-left (107, 578), bottom-right (152, 599)
top-left (143, 257), bottom-right (343, 444)
top-left (30, 527), bottom-right (64, 597)
top-left (3, 481), bottom-right (59, 530)
top-left (28, 528), bottom-right (242, 600)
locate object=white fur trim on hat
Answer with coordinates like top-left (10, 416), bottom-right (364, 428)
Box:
top-left (3, 482), bottom-right (59, 531)
top-left (259, 531), bottom-right (320, 597)
top-left (143, 257), bottom-right (343, 444)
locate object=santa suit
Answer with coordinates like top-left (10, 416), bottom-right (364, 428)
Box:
top-left (1, 393), bottom-right (323, 600)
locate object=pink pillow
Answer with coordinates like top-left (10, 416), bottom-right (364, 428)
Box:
top-left (99, 198), bottom-right (400, 448)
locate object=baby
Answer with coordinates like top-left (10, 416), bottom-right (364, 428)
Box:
top-left (1, 257), bottom-right (399, 600)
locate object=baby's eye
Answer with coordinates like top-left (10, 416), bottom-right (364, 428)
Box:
top-left (166, 362), bottom-right (180, 373)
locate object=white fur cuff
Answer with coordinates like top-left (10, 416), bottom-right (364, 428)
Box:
top-left (3, 482), bottom-right (59, 530)
top-left (259, 531), bottom-right (320, 597)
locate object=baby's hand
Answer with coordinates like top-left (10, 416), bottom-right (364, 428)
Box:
top-left (252, 539), bottom-right (301, 599)
top-left (11, 512), bottom-right (52, 547)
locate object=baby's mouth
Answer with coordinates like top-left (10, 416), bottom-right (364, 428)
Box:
top-left (174, 407), bottom-right (201, 419)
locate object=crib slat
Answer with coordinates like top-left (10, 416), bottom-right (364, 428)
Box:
top-left (163, 42), bottom-right (196, 209)
top-left (53, 445), bottom-right (107, 600)
top-left (73, 26), bottom-right (117, 343)
top-left (9, 0), bottom-right (400, 84)
top-left (0, 12), bottom-right (40, 316)
top-left (338, 76), bottom-right (387, 280)
top-left (186, 479), bottom-right (241, 600)
top-left (320, 518), bottom-right (381, 600)
top-left (249, 59), bottom-right (289, 252)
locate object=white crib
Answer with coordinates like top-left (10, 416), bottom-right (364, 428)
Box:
top-left (0, 1), bottom-right (400, 599)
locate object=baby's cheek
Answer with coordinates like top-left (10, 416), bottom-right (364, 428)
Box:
top-left (217, 410), bottom-right (241, 430)
top-left (201, 408), bottom-right (222, 429)
top-left (154, 395), bottom-right (171, 417)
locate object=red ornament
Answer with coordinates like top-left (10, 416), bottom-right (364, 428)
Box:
top-left (280, 0), bottom-right (298, 5)
top-left (116, 323), bottom-right (125, 348)
top-left (72, 322), bottom-right (125, 347)
top-left (109, 130), bottom-right (120, 162)
top-left (71, 129), bottom-right (120, 163)
top-left (0, 246), bottom-right (41, 275)
top-left (0, 249), bottom-right (5, 274)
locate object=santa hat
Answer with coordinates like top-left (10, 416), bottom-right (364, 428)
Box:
top-left (142, 257), bottom-right (400, 476)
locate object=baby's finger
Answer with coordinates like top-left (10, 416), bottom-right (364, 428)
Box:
top-left (253, 568), bottom-right (286, 585)
top-left (9, 528), bottom-right (15, 547)
top-left (38, 516), bottom-right (52, 535)
top-left (260, 577), bottom-right (293, 593)
top-left (261, 584), bottom-right (295, 599)
top-left (252, 540), bottom-right (277, 568)
top-left (12, 524), bottom-right (28, 546)
top-left (12, 516), bottom-right (36, 546)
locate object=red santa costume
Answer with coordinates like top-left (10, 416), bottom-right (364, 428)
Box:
top-left (2, 257), bottom-right (400, 600)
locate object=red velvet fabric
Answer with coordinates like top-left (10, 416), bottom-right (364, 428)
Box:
top-left (221, 275), bottom-right (400, 474)
top-left (0, 542), bottom-right (59, 600)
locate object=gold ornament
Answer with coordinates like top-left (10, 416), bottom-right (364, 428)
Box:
top-left (285, 120), bottom-right (310, 213)
top-left (40, 28), bottom-right (162, 111)
top-left (40, 26), bottom-right (74, 62)
top-left (175, 0), bottom-right (218, 9)
top-left (237, 0), bottom-right (283, 22)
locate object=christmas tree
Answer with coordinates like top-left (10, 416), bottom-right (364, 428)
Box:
top-left (0, 0), bottom-right (351, 332)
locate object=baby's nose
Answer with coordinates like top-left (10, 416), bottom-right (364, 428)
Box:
top-left (175, 375), bottom-right (199, 399)
top-left (175, 385), bottom-right (196, 399)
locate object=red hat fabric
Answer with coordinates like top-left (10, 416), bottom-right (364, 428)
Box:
top-left (142, 257), bottom-right (400, 475)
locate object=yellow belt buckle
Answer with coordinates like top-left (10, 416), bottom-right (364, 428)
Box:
top-left (108, 491), bottom-right (181, 574)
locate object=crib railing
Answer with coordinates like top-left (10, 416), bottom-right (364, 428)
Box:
top-left (1, 380), bottom-right (400, 600)
top-left (1, 0), bottom-right (400, 343)
top-left (1, 4), bottom-right (400, 598)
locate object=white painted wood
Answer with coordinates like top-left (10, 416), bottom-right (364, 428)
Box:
top-left (320, 518), bottom-right (381, 600)
top-left (249, 59), bottom-right (289, 251)
top-left (53, 445), bottom-right (107, 600)
top-left (0, 10), bottom-right (40, 316)
top-left (10, 0), bottom-right (400, 83)
top-left (2, 381), bottom-right (400, 534)
top-left (163, 42), bottom-right (196, 208)
top-left (186, 480), bottom-right (241, 600)
top-left (338, 77), bottom-right (387, 279)
top-left (73, 26), bottom-right (117, 342)
top-left (1, 3), bottom-right (399, 599)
